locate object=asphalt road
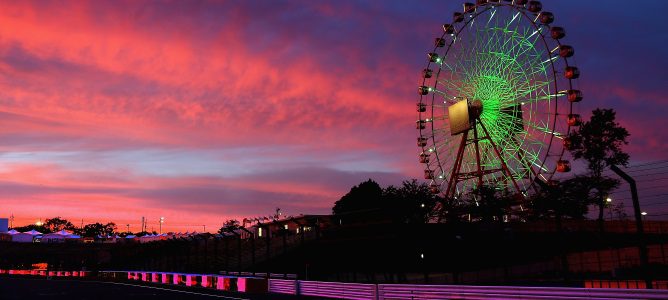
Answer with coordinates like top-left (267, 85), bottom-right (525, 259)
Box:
top-left (0, 277), bottom-right (314, 300)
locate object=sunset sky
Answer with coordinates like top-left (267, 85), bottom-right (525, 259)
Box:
top-left (1, 1), bottom-right (666, 232)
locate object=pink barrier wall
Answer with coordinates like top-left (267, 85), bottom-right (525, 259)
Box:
top-left (216, 276), bottom-right (231, 290)
top-left (173, 274), bottom-right (182, 285)
top-left (238, 278), bottom-right (246, 292)
top-left (186, 274), bottom-right (198, 287)
top-left (201, 275), bottom-right (212, 288)
top-left (3, 269), bottom-right (87, 278)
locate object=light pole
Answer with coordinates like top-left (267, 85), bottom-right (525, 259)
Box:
top-left (160, 217), bottom-right (164, 234)
top-left (610, 164), bottom-right (651, 289)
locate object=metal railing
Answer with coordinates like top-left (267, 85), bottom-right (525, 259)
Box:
top-left (268, 279), bottom-right (298, 295)
top-left (300, 280), bottom-right (377, 299)
top-left (269, 279), bottom-right (668, 300)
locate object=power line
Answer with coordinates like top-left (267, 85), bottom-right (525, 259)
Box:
top-left (641, 200), bottom-right (668, 207)
top-left (625, 165), bottom-right (668, 174)
top-left (612, 185), bottom-right (668, 195)
top-left (624, 159), bottom-right (668, 168)
top-left (607, 193), bottom-right (668, 203)
top-left (604, 170), bottom-right (668, 179)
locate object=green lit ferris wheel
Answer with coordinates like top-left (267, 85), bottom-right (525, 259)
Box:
top-left (417, 0), bottom-right (583, 200)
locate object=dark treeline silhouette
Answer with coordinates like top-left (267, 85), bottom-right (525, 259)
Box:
top-left (332, 179), bottom-right (438, 224)
top-left (12, 217), bottom-right (123, 238)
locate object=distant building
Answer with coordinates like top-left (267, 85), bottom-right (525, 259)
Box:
top-left (241, 215), bottom-right (331, 239)
top-left (0, 218), bottom-right (8, 233)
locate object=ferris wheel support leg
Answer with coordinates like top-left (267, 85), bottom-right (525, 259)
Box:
top-left (440, 131), bottom-right (469, 222)
top-left (477, 118), bottom-right (522, 196)
top-left (445, 131), bottom-right (468, 199)
top-left (473, 121), bottom-right (484, 189)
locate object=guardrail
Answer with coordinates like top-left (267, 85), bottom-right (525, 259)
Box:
top-left (377, 284), bottom-right (668, 300)
top-left (300, 280), bottom-right (377, 299)
top-left (269, 280), bottom-right (668, 300)
top-left (268, 279), bottom-right (298, 295)
top-left (6, 269), bottom-right (668, 299)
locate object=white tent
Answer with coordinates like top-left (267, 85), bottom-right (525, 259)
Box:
top-left (12, 232), bottom-right (35, 243)
top-left (7, 229), bottom-right (19, 235)
top-left (42, 231), bottom-right (69, 243)
top-left (25, 229), bottom-right (42, 235)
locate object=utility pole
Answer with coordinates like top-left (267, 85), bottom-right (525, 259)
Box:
top-left (9, 214), bottom-right (14, 228)
top-left (141, 217), bottom-right (145, 233)
top-left (126, 224), bottom-right (130, 233)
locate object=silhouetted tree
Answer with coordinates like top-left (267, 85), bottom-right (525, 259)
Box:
top-left (332, 179), bottom-right (383, 215)
top-left (383, 179), bottom-right (439, 223)
top-left (568, 108), bottom-right (629, 231)
top-left (218, 219), bottom-right (241, 234)
top-left (529, 177), bottom-right (591, 227)
top-left (44, 217), bottom-right (75, 232)
top-left (439, 196), bottom-right (468, 223)
top-left (103, 222), bottom-right (117, 236)
top-left (612, 201), bottom-right (628, 221)
top-left (81, 223), bottom-right (105, 237)
top-left (79, 222), bottom-right (116, 237)
top-left (465, 185), bottom-right (511, 223)
top-left (12, 224), bottom-right (49, 233)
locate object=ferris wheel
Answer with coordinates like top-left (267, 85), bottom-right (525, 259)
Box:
top-left (416, 0), bottom-right (582, 200)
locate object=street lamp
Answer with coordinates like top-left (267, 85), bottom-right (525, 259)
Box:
top-left (606, 197), bottom-right (612, 203)
top-left (159, 217), bottom-right (164, 234)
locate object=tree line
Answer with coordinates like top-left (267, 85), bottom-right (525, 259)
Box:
top-left (11, 217), bottom-right (127, 237)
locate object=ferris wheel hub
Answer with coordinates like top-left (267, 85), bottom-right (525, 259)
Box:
top-left (469, 99), bottom-right (484, 119)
